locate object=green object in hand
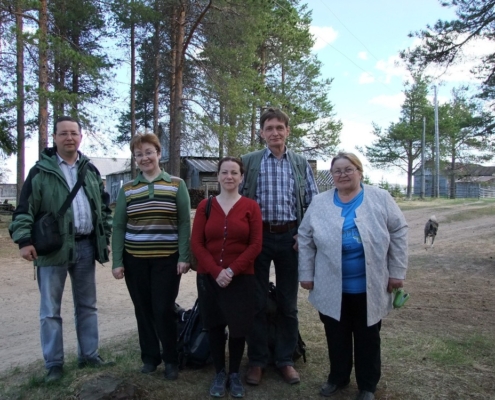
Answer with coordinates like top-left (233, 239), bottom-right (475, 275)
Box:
top-left (393, 288), bottom-right (410, 309)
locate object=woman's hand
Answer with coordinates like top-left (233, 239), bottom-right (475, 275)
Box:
top-left (112, 267), bottom-right (125, 280)
top-left (300, 281), bottom-right (313, 290)
top-left (387, 278), bottom-right (404, 293)
top-left (177, 262), bottom-right (191, 275)
top-left (216, 269), bottom-right (233, 288)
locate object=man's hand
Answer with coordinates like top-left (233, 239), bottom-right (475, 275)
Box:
top-left (20, 245), bottom-right (38, 262)
top-left (300, 281), bottom-right (314, 290)
top-left (387, 278), bottom-right (404, 293)
top-left (177, 262), bottom-right (190, 275)
top-left (293, 234), bottom-right (299, 252)
top-left (112, 267), bottom-right (125, 279)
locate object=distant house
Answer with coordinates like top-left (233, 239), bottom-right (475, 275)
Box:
top-left (105, 157), bottom-right (219, 204)
top-left (88, 157), bottom-right (130, 184)
top-left (413, 163), bottom-right (495, 198)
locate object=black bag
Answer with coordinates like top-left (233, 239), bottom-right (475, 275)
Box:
top-left (31, 164), bottom-right (88, 256)
top-left (32, 212), bottom-right (63, 256)
top-left (267, 282), bottom-right (307, 363)
top-left (177, 299), bottom-right (213, 368)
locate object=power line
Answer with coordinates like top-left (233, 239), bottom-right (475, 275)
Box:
top-left (317, 0), bottom-right (381, 63)
top-left (272, 0), bottom-right (395, 93)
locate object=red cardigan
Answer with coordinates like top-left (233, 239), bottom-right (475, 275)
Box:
top-left (191, 196), bottom-right (262, 279)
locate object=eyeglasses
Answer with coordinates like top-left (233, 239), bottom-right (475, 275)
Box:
top-left (331, 168), bottom-right (358, 177)
top-left (134, 151), bottom-right (157, 160)
top-left (57, 132), bottom-right (80, 138)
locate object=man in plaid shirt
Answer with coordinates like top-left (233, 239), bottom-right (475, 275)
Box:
top-left (240, 108), bottom-right (318, 386)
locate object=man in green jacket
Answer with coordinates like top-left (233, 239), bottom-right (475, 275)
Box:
top-left (9, 116), bottom-right (113, 383)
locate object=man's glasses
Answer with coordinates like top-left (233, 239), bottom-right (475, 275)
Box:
top-left (331, 168), bottom-right (357, 177)
top-left (57, 132), bottom-right (80, 138)
top-left (134, 151), bottom-right (157, 160)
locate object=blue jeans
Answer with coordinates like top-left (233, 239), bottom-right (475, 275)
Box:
top-left (37, 239), bottom-right (99, 369)
top-left (247, 227), bottom-right (299, 368)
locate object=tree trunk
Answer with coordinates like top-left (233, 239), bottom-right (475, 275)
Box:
top-left (130, 7), bottom-right (136, 178)
top-left (169, 2), bottom-right (185, 177)
top-left (38, 0), bottom-right (49, 157)
top-left (16, 0), bottom-right (25, 203)
top-left (153, 3), bottom-right (160, 136)
top-left (450, 147), bottom-right (456, 199)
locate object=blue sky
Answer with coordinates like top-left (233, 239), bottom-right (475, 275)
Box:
top-left (6, 0), bottom-right (490, 185)
top-left (306, 0), bottom-right (465, 183)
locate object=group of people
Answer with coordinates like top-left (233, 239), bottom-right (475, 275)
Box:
top-left (9, 108), bottom-right (408, 400)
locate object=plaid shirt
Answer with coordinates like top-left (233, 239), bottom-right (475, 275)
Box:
top-left (256, 148), bottom-right (318, 223)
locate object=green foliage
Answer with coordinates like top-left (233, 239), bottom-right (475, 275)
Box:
top-left (402, 0), bottom-right (495, 108)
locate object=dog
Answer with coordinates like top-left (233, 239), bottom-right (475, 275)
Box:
top-left (424, 215), bottom-right (439, 249)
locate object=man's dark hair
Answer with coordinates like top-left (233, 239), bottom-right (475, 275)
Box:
top-left (53, 116), bottom-right (82, 135)
top-left (260, 108), bottom-right (290, 129)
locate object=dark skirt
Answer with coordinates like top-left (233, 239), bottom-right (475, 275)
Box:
top-left (197, 273), bottom-right (255, 338)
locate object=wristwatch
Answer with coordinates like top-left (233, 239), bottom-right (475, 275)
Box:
top-left (226, 267), bottom-right (234, 277)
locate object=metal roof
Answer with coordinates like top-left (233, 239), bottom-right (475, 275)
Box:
top-left (185, 158), bottom-right (218, 173)
top-left (88, 157), bottom-right (131, 178)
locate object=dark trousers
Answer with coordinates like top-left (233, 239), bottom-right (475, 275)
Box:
top-left (124, 251), bottom-right (181, 366)
top-left (247, 227), bottom-right (299, 368)
top-left (319, 293), bottom-right (381, 393)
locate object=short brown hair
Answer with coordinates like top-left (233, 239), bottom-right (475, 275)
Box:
top-left (260, 108), bottom-right (290, 129)
top-left (217, 156), bottom-right (244, 175)
top-left (330, 152), bottom-right (364, 181)
top-left (130, 133), bottom-right (161, 154)
top-left (53, 116), bottom-right (82, 135)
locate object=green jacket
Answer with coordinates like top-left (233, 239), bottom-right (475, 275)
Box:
top-left (9, 148), bottom-right (112, 266)
top-left (241, 148), bottom-right (309, 226)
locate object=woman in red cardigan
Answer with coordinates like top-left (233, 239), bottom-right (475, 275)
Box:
top-left (191, 156), bottom-right (262, 399)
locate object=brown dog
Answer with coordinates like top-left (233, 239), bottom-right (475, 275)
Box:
top-left (424, 215), bottom-right (439, 249)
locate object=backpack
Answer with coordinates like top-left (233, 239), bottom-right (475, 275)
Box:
top-left (177, 299), bottom-right (212, 368)
top-left (267, 282), bottom-right (307, 363)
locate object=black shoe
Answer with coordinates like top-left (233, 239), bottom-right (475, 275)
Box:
top-left (164, 363), bottom-right (179, 380)
top-left (141, 363), bottom-right (157, 374)
top-left (45, 366), bottom-right (63, 383)
top-left (78, 356), bottom-right (116, 369)
top-left (355, 390), bottom-right (375, 400)
top-left (210, 369), bottom-right (227, 397)
top-left (228, 373), bottom-right (245, 398)
top-left (320, 380), bottom-right (350, 397)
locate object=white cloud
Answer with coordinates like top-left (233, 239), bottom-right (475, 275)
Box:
top-left (310, 26), bottom-right (338, 51)
top-left (375, 55), bottom-right (411, 84)
top-left (316, 119), bottom-right (404, 184)
top-left (358, 72), bottom-right (375, 84)
top-left (358, 51), bottom-right (368, 60)
top-left (369, 93), bottom-right (405, 110)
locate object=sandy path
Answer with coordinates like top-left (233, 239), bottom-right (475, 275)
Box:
top-left (0, 258), bottom-right (199, 373)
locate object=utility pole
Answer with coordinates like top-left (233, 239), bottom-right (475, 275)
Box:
top-left (434, 85), bottom-right (440, 198)
top-left (421, 116), bottom-right (425, 199)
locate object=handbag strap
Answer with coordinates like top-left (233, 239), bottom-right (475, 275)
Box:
top-left (205, 195), bottom-right (213, 220)
top-left (56, 163), bottom-right (89, 218)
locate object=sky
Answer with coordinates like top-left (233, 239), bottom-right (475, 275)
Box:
top-left (5, 0), bottom-right (491, 185)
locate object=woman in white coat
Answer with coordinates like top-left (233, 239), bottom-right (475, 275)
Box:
top-left (298, 152), bottom-right (408, 400)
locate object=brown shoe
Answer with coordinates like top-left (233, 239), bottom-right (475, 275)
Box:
top-left (279, 365), bottom-right (300, 384)
top-left (245, 366), bottom-right (263, 386)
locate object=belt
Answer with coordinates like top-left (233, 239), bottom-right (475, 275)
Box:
top-left (75, 234), bottom-right (92, 241)
top-left (262, 221), bottom-right (297, 234)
